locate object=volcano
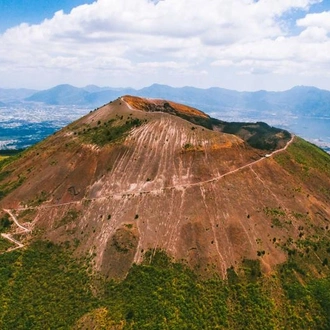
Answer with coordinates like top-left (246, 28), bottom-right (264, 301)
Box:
top-left (0, 96), bottom-right (329, 280)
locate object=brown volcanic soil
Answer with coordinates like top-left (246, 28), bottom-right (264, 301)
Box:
top-left (123, 95), bottom-right (209, 118)
top-left (1, 96), bottom-right (330, 279)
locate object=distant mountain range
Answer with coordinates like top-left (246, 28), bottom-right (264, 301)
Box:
top-left (1, 84), bottom-right (330, 118)
top-left (0, 88), bottom-right (37, 103)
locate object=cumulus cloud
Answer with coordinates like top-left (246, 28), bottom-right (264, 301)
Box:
top-left (0, 0), bottom-right (329, 89)
top-left (297, 10), bottom-right (330, 30)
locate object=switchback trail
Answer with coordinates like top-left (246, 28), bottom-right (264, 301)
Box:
top-left (1, 233), bottom-right (24, 251)
top-left (1, 209), bottom-right (31, 252)
top-left (3, 209), bottom-right (29, 232)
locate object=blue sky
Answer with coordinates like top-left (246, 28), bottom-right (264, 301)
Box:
top-left (1, 0), bottom-right (330, 91)
top-left (0, 0), bottom-right (94, 32)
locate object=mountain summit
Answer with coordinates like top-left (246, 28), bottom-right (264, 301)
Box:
top-left (0, 96), bottom-right (329, 279)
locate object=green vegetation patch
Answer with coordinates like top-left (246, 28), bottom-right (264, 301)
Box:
top-left (0, 175), bottom-right (25, 201)
top-left (0, 236), bottom-right (14, 253)
top-left (275, 137), bottom-right (330, 176)
top-left (277, 243), bottom-right (330, 329)
top-left (0, 214), bottom-right (12, 233)
top-left (264, 207), bottom-right (285, 217)
top-left (263, 207), bottom-right (288, 228)
top-left (288, 138), bottom-right (330, 173)
top-left (211, 119), bottom-right (291, 151)
top-left (77, 118), bottom-right (144, 146)
top-left (101, 250), bottom-right (229, 329)
top-left (1, 241), bottom-right (330, 328)
top-left (169, 112), bottom-right (291, 151)
top-left (93, 249), bottom-right (330, 329)
top-left (0, 151), bottom-right (23, 172)
top-left (0, 241), bottom-right (94, 330)
top-left (0, 170), bottom-right (13, 183)
top-left (25, 190), bottom-right (48, 207)
top-left (0, 156), bottom-right (8, 162)
top-left (0, 149), bottom-right (24, 157)
top-left (0, 152), bottom-right (26, 200)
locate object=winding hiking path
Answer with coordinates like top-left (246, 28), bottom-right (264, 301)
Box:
top-left (1, 209), bottom-right (30, 252)
top-left (1, 233), bottom-right (24, 250)
top-left (189, 133), bottom-right (295, 187)
top-left (3, 209), bottom-right (29, 232)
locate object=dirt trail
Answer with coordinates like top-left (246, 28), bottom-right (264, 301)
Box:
top-left (1, 233), bottom-right (24, 251)
top-left (1, 209), bottom-right (31, 252)
top-left (3, 209), bottom-right (29, 232)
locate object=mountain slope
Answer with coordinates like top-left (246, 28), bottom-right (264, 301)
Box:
top-left (26, 84), bottom-right (90, 105)
top-left (0, 96), bottom-right (329, 281)
top-left (0, 88), bottom-right (37, 102)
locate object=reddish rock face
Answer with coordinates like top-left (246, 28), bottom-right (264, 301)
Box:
top-left (1, 96), bottom-right (329, 279)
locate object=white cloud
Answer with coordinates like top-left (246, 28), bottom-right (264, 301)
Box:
top-left (298, 26), bottom-right (329, 41)
top-left (297, 11), bottom-right (330, 30)
top-left (0, 0), bottom-right (329, 90)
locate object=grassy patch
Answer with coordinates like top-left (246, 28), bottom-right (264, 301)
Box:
top-left (0, 152), bottom-right (26, 200)
top-left (25, 191), bottom-right (48, 207)
top-left (77, 118), bottom-right (144, 146)
top-left (0, 151), bottom-right (23, 171)
top-left (0, 214), bottom-right (12, 233)
top-left (264, 207), bottom-right (285, 217)
top-left (0, 170), bottom-right (13, 183)
top-left (271, 217), bottom-right (283, 228)
top-left (0, 236), bottom-right (14, 253)
top-left (275, 137), bottom-right (330, 176)
top-left (0, 176), bottom-right (25, 201)
top-left (264, 207), bottom-right (288, 228)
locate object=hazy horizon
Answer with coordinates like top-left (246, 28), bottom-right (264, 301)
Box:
top-left (1, 82), bottom-right (330, 94)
